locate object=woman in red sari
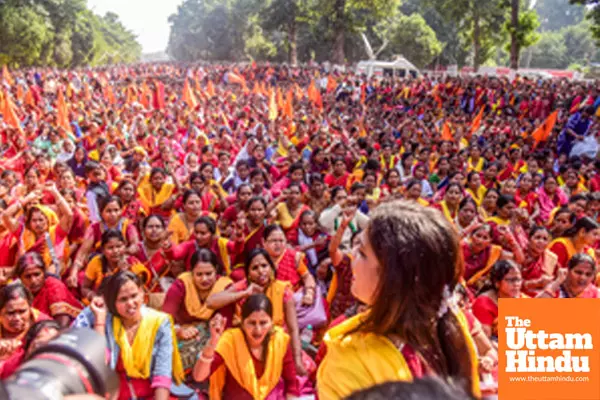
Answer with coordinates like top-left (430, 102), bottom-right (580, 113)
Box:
top-left (521, 226), bottom-right (557, 297)
top-left (134, 215), bottom-right (175, 293)
top-left (14, 252), bottom-right (82, 328)
top-left (263, 225), bottom-right (316, 301)
top-left (538, 253), bottom-right (599, 298)
top-left (472, 260), bottom-right (526, 339)
top-left (0, 283), bottom-right (50, 361)
top-left (115, 179), bottom-right (146, 224)
top-left (70, 195), bottom-right (140, 287)
top-left (433, 183), bottom-right (463, 225)
top-left (461, 224), bottom-right (508, 291)
top-left (548, 216), bottom-right (600, 271)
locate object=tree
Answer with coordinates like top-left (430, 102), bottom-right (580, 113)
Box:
top-left (426, 0), bottom-right (507, 71)
top-left (311, 0), bottom-right (399, 65)
top-left (535, 0), bottom-right (584, 31)
top-left (505, 4), bottom-right (540, 69)
top-left (528, 30), bottom-right (568, 68)
top-left (375, 14), bottom-right (443, 68)
top-left (571, 1), bottom-right (600, 44)
top-left (262, 0), bottom-right (310, 65)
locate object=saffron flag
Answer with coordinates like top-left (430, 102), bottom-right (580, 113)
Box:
top-left (326, 75), bottom-right (337, 94)
top-left (25, 87), bottom-right (35, 107)
top-left (276, 87), bottom-right (284, 111)
top-left (105, 84), bottom-right (116, 105)
top-left (182, 78), bottom-right (198, 109)
top-left (268, 88), bottom-right (278, 121)
top-left (2, 90), bottom-right (23, 134)
top-left (470, 107), bottom-right (485, 134)
top-left (2, 66), bottom-right (13, 86)
top-left (532, 110), bottom-right (559, 147)
top-left (153, 80), bottom-right (165, 110)
top-left (284, 88), bottom-right (293, 118)
top-left (206, 80), bottom-right (215, 98)
top-left (56, 89), bottom-right (70, 132)
top-left (441, 122), bottom-right (453, 142)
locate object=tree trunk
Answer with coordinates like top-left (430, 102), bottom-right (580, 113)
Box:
top-left (288, 17), bottom-right (298, 66)
top-left (331, 0), bottom-right (346, 65)
top-left (473, 4), bottom-right (481, 72)
top-left (510, 0), bottom-right (520, 69)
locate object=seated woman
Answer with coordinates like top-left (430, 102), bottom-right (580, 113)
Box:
top-left (137, 167), bottom-right (182, 220)
top-left (455, 198), bottom-right (480, 235)
top-left (0, 283), bottom-right (50, 361)
top-left (433, 183), bottom-right (463, 225)
top-left (162, 249), bottom-right (233, 372)
top-left (316, 201), bottom-right (480, 399)
top-left (472, 260), bottom-right (527, 340)
top-left (263, 225), bottom-right (316, 303)
top-left (168, 190), bottom-right (207, 245)
top-left (14, 252), bottom-right (82, 328)
top-left (72, 271), bottom-right (186, 400)
top-left (270, 183), bottom-right (311, 235)
top-left (461, 224), bottom-right (509, 291)
top-left (521, 226), bottom-right (557, 297)
top-left (288, 210), bottom-right (329, 275)
top-left (548, 216), bottom-right (600, 271)
top-left (69, 196), bottom-right (140, 287)
top-left (193, 294), bottom-right (299, 399)
top-left (0, 319), bottom-right (61, 379)
top-left (207, 249), bottom-right (306, 376)
top-left (82, 230), bottom-right (150, 303)
top-left (135, 215), bottom-right (177, 292)
top-left (2, 183), bottom-right (73, 277)
top-left (116, 179), bottom-right (146, 224)
top-left (538, 253), bottom-right (599, 298)
top-left (164, 216), bottom-right (244, 276)
top-left (404, 179), bottom-right (429, 207)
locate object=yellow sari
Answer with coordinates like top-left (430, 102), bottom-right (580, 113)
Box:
top-left (179, 273), bottom-right (232, 320)
top-left (317, 311), bottom-right (480, 399)
top-left (209, 326), bottom-right (290, 400)
top-left (137, 181), bottom-right (176, 215)
top-left (167, 213), bottom-right (193, 245)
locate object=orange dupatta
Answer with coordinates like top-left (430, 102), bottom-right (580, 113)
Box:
top-left (179, 273), bottom-right (232, 321)
top-left (467, 245), bottom-right (503, 287)
top-left (209, 326), bottom-right (290, 400)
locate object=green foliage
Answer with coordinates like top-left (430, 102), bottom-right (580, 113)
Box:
top-left (504, 8), bottom-right (541, 62)
top-left (376, 14), bottom-right (443, 68)
top-left (536, 0), bottom-right (584, 31)
top-left (570, 1), bottom-right (600, 44)
top-left (528, 30), bottom-right (568, 68)
top-left (0, 0), bottom-right (140, 67)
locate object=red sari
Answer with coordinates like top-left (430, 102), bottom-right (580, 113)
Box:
top-left (274, 249), bottom-right (308, 290)
top-left (32, 276), bottom-right (82, 320)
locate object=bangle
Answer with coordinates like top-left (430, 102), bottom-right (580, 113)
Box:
top-left (543, 288), bottom-right (556, 297)
top-left (197, 352), bottom-right (214, 363)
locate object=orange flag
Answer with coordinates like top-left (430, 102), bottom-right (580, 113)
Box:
top-left (83, 83), bottom-right (92, 102)
top-left (16, 84), bottom-right (24, 102)
top-left (25, 87), bottom-right (35, 107)
top-left (314, 87), bottom-right (323, 110)
top-left (182, 78), bottom-right (198, 109)
top-left (532, 110), bottom-right (559, 147)
top-left (206, 80), bottom-right (215, 98)
top-left (252, 82), bottom-right (260, 95)
top-left (308, 80), bottom-right (317, 102)
top-left (441, 122), bottom-right (453, 142)
top-left (470, 107), bottom-right (484, 134)
top-left (326, 75), bottom-right (337, 94)
top-left (56, 89), bottom-right (70, 131)
top-left (227, 72), bottom-right (247, 90)
top-left (268, 88), bottom-right (278, 121)
top-left (295, 83), bottom-right (303, 101)
top-left (2, 90), bottom-right (23, 134)
top-left (360, 86), bottom-right (366, 105)
top-left (276, 87), bottom-right (284, 110)
top-left (284, 88), bottom-right (294, 118)
top-left (140, 82), bottom-right (151, 109)
top-left (2, 66), bottom-right (13, 86)
top-left (105, 84), bottom-right (116, 105)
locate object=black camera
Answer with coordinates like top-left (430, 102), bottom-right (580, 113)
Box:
top-left (0, 328), bottom-right (119, 400)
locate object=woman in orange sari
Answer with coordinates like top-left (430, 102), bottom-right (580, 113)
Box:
top-left (168, 190), bottom-right (206, 245)
top-left (193, 294), bottom-right (299, 399)
top-left (2, 183), bottom-right (73, 277)
top-left (14, 252), bottom-right (82, 328)
top-left (433, 183), bottom-right (463, 224)
top-left (137, 167), bottom-right (181, 220)
top-left (472, 260), bottom-right (526, 340)
top-left (271, 183), bottom-right (311, 234)
top-left (207, 248), bottom-right (306, 376)
top-left (0, 283), bottom-right (50, 361)
top-left (538, 253), bottom-right (599, 298)
top-left (465, 171), bottom-right (487, 207)
top-left (548, 216), bottom-right (599, 271)
top-left (82, 229), bottom-right (150, 303)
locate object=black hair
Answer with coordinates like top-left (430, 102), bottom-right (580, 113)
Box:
top-left (567, 253), bottom-right (596, 271)
top-left (23, 320), bottom-right (61, 354)
top-left (496, 194), bottom-right (515, 209)
top-left (99, 195), bottom-right (122, 215)
top-left (101, 271), bottom-right (143, 318)
top-left (244, 248), bottom-right (276, 280)
top-left (563, 216), bottom-right (600, 238)
top-left (14, 252), bottom-right (46, 278)
top-left (0, 283), bottom-right (33, 310)
top-left (263, 224), bottom-right (284, 240)
top-left (101, 229), bottom-right (126, 274)
top-left (194, 215), bottom-right (217, 234)
top-left (245, 196), bottom-right (267, 211)
top-left (190, 248), bottom-right (223, 276)
top-left (142, 214), bottom-right (166, 230)
top-left (182, 189), bottom-right (202, 205)
top-left (345, 377), bottom-right (472, 400)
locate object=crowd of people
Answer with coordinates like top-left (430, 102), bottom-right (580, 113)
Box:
top-left (0, 62), bottom-right (598, 399)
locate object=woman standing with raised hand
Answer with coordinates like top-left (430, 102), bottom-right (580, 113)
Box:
top-left (317, 200), bottom-right (480, 399)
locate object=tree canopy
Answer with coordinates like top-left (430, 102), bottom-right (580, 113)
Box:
top-left (0, 0), bottom-right (141, 68)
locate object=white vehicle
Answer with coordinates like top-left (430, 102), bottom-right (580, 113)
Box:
top-left (356, 57), bottom-right (420, 79)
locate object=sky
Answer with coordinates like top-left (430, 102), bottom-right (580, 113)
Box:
top-left (87, 0), bottom-right (181, 54)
